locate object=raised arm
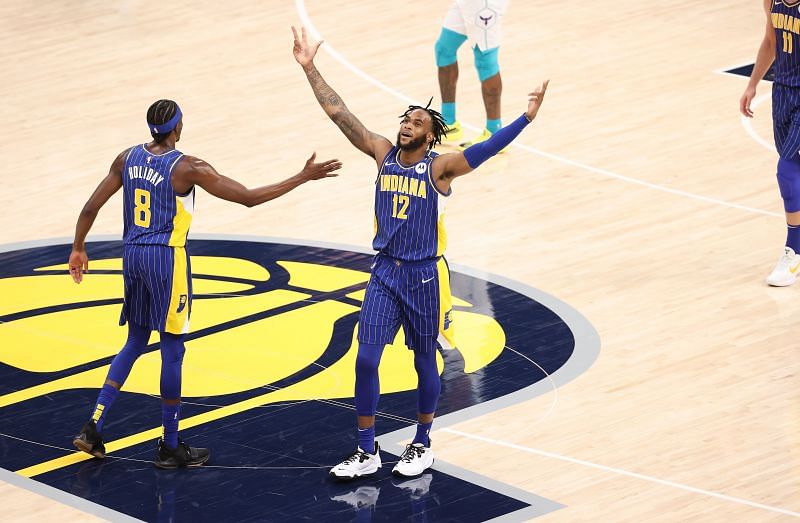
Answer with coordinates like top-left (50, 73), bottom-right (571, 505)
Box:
top-left (741, 0), bottom-right (776, 117)
top-left (171, 152), bottom-right (341, 207)
top-left (431, 80), bottom-right (550, 194)
top-left (68, 149), bottom-right (127, 283)
top-left (292, 26), bottom-right (392, 163)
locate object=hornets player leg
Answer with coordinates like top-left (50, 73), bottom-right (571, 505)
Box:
top-left (435, 0), bottom-right (509, 148)
top-left (292, 26), bottom-right (548, 479)
top-left (69, 99), bottom-right (341, 468)
top-left (741, 0), bottom-right (800, 286)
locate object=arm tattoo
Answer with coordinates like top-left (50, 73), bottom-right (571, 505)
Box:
top-left (305, 65), bottom-right (377, 154)
top-left (331, 111), bottom-right (369, 149)
top-left (306, 66), bottom-right (342, 109)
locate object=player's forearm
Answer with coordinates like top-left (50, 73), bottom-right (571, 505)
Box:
top-left (749, 38), bottom-right (776, 88)
top-left (302, 64), bottom-right (375, 155)
top-left (463, 114), bottom-right (530, 169)
top-left (302, 63), bottom-right (349, 120)
top-left (72, 206), bottom-right (98, 250)
top-left (244, 174), bottom-right (306, 207)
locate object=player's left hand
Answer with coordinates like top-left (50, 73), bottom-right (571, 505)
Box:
top-left (525, 80), bottom-right (550, 121)
top-left (299, 152), bottom-right (342, 181)
top-left (68, 249), bottom-right (88, 284)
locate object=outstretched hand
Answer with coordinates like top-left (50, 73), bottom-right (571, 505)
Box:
top-left (525, 80), bottom-right (550, 121)
top-left (292, 26), bottom-right (322, 68)
top-left (300, 152), bottom-right (342, 181)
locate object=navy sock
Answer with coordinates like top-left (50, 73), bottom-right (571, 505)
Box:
top-left (161, 403), bottom-right (180, 448)
top-left (412, 421), bottom-right (433, 447)
top-left (89, 322), bottom-right (149, 431)
top-left (787, 224), bottom-right (800, 253)
top-left (358, 426), bottom-right (376, 453)
top-left (91, 384), bottom-right (119, 432)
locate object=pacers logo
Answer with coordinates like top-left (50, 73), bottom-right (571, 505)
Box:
top-left (0, 237), bottom-right (596, 486)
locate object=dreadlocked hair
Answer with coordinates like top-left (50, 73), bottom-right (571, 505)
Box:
top-left (146, 99), bottom-right (178, 143)
top-left (399, 97), bottom-right (448, 150)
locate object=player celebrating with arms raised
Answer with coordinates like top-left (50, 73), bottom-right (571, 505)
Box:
top-left (292, 26), bottom-right (548, 479)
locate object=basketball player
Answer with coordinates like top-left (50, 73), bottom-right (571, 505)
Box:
top-left (69, 99), bottom-right (341, 468)
top-left (435, 0), bottom-right (510, 149)
top-left (292, 26), bottom-right (548, 479)
top-left (741, 0), bottom-right (800, 286)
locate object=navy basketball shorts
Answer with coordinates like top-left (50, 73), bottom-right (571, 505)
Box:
top-left (120, 244), bottom-right (192, 334)
top-left (357, 255), bottom-right (455, 353)
top-left (772, 83), bottom-right (800, 160)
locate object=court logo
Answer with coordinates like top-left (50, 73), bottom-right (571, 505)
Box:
top-left (0, 237), bottom-right (598, 521)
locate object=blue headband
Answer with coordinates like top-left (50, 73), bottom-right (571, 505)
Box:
top-left (149, 105), bottom-right (182, 135)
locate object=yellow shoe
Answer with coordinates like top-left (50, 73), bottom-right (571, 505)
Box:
top-left (442, 121), bottom-right (463, 143)
top-left (459, 129), bottom-right (508, 153)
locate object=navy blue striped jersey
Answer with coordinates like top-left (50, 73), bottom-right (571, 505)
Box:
top-left (772, 1), bottom-right (800, 86)
top-left (121, 144), bottom-right (193, 247)
top-left (372, 146), bottom-right (449, 261)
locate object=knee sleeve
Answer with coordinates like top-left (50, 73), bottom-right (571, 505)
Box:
top-left (414, 350), bottom-right (441, 415)
top-left (777, 157), bottom-right (800, 212)
top-left (159, 333), bottom-right (186, 400)
top-left (472, 45), bottom-right (500, 82)
top-left (354, 343), bottom-right (385, 416)
top-left (435, 28), bottom-right (467, 67)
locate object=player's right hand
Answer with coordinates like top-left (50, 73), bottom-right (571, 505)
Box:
top-left (68, 249), bottom-right (88, 284)
top-left (300, 152), bottom-right (342, 181)
top-left (292, 26), bottom-right (322, 68)
top-left (740, 86), bottom-right (756, 118)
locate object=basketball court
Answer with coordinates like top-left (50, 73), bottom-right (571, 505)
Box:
top-left (0, 1), bottom-right (797, 521)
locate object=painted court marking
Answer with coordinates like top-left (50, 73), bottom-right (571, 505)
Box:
top-left (441, 429), bottom-right (800, 519)
top-left (295, 2), bottom-right (798, 517)
top-left (741, 92), bottom-right (775, 152)
top-left (296, 0), bottom-right (782, 219)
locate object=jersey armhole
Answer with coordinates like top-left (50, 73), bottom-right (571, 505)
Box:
top-left (374, 146), bottom-right (396, 184)
top-left (428, 155), bottom-right (452, 197)
top-left (169, 154), bottom-right (194, 196)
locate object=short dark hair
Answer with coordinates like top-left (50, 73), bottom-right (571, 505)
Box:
top-left (146, 99), bottom-right (179, 143)
top-left (399, 97), bottom-right (448, 150)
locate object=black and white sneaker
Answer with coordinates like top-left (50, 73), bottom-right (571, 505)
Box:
top-left (154, 438), bottom-right (210, 469)
top-left (329, 442), bottom-right (381, 481)
top-left (392, 443), bottom-right (434, 477)
top-left (72, 421), bottom-right (106, 459)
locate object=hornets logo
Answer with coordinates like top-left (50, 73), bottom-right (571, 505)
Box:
top-left (0, 236), bottom-right (598, 521)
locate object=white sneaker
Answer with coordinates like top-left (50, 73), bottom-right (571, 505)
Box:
top-left (766, 247), bottom-right (800, 286)
top-left (392, 443), bottom-right (434, 477)
top-left (329, 442), bottom-right (381, 480)
top-left (392, 473), bottom-right (433, 499)
top-left (330, 486), bottom-right (381, 509)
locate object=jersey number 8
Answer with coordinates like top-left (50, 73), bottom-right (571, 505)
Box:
top-left (134, 188), bottom-right (151, 228)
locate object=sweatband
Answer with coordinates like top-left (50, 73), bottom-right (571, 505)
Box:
top-left (149, 105), bottom-right (182, 135)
